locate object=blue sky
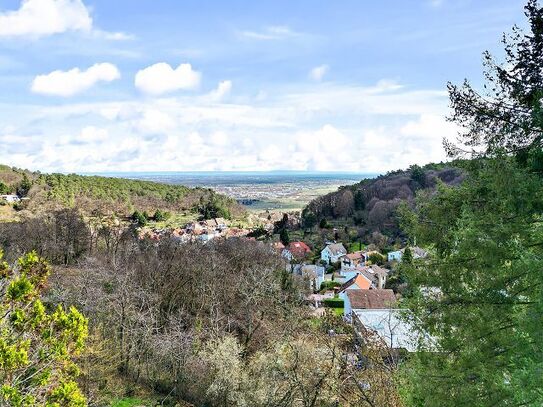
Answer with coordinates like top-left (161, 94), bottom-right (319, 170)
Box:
top-left (0, 0), bottom-right (527, 172)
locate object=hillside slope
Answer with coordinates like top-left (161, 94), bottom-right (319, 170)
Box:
top-left (0, 165), bottom-right (245, 220)
top-left (302, 163), bottom-right (464, 241)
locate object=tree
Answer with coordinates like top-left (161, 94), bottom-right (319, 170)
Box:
top-left (301, 209), bottom-right (317, 229)
top-left (319, 218), bottom-right (328, 229)
top-left (131, 210), bottom-right (147, 227)
top-left (445, 0), bottom-right (543, 160)
top-left (402, 246), bottom-right (413, 264)
top-left (409, 164), bottom-right (426, 188)
top-left (279, 228), bottom-right (290, 246)
top-left (0, 250), bottom-right (88, 406)
top-left (400, 3), bottom-right (543, 405)
top-left (0, 180), bottom-right (10, 194)
top-left (16, 174), bottom-right (31, 197)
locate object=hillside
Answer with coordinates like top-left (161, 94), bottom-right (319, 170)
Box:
top-left (302, 163), bottom-right (465, 241)
top-left (0, 165), bottom-right (245, 220)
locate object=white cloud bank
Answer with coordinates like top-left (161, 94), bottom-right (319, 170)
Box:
top-left (31, 63), bottom-right (121, 97)
top-left (0, 80), bottom-right (455, 173)
top-left (135, 63), bottom-right (201, 95)
top-left (0, 0), bottom-right (91, 38)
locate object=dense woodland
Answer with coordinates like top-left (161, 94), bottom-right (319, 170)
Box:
top-left (0, 166), bottom-right (244, 220)
top-left (302, 164), bottom-right (464, 241)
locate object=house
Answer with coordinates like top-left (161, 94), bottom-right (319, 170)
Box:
top-left (0, 194), bottom-right (20, 203)
top-left (339, 265), bottom-right (390, 289)
top-left (340, 251), bottom-right (364, 269)
top-left (283, 241), bottom-right (311, 261)
top-left (387, 246), bottom-right (428, 262)
top-left (338, 274), bottom-right (372, 294)
top-left (343, 289), bottom-right (397, 320)
top-left (295, 264), bottom-right (326, 291)
top-left (321, 243), bottom-right (347, 264)
top-left (352, 309), bottom-right (422, 352)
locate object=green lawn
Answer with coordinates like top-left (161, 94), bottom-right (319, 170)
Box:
top-left (111, 397), bottom-right (151, 407)
top-left (332, 308), bottom-right (345, 317)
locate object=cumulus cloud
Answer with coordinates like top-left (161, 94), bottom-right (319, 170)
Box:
top-left (309, 65), bottom-right (329, 81)
top-left (135, 63), bottom-right (201, 95)
top-left (0, 0), bottom-right (92, 38)
top-left (31, 63), bottom-right (120, 97)
top-left (208, 80), bottom-right (232, 101)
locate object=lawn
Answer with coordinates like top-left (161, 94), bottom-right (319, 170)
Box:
top-left (332, 308), bottom-right (345, 317)
top-left (111, 398), bottom-right (151, 407)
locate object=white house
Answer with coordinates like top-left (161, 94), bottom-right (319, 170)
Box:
top-left (0, 194), bottom-right (19, 203)
top-left (387, 246), bottom-right (428, 262)
top-left (343, 289), bottom-right (397, 320)
top-left (321, 243), bottom-right (347, 264)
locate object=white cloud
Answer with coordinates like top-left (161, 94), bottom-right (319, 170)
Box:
top-left (134, 109), bottom-right (176, 134)
top-left (0, 0), bottom-right (92, 38)
top-left (240, 25), bottom-right (301, 40)
top-left (31, 63), bottom-right (120, 97)
top-left (309, 65), bottom-right (329, 82)
top-left (135, 63), bottom-right (201, 95)
top-left (208, 80), bottom-right (232, 101)
top-left (0, 80), bottom-right (455, 173)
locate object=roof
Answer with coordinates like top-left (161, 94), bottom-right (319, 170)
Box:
top-left (339, 274), bottom-right (372, 291)
top-left (355, 265), bottom-right (390, 286)
top-left (353, 309), bottom-right (421, 352)
top-left (286, 241), bottom-right (311, 257)
top-left (346, 289), bottom-right (397, 310)
top-left (345, 251), bottom-right (363, 261)
top-left (301, 264), bottom-right (325, 278)
top-left (324, 243), bottom-right (347, 256)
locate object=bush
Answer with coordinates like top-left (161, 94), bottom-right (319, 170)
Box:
top-left (323, 298), bottom-right (344, 308)
top-left (320, 281), bottom-right (341, 291)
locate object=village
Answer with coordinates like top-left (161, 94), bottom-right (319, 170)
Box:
top-left (132, 207), bottom-right (430, 355)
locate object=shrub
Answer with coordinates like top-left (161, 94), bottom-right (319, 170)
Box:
top-left (323, 298), bottom-right (344, 308)
top-left (320, 281), bottom-right (341, 291)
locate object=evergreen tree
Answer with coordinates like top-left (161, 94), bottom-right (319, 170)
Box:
top-left (279, 228), bottom-right (290, 246)
top-left (400, 3), bottom-right (543, 405)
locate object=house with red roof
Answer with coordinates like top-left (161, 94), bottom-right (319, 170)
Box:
top-left (282, 241), bottom-right (311, 261)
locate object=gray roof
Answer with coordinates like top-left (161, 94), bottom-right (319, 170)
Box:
top-left (325, 243), bottom-right (347, 255)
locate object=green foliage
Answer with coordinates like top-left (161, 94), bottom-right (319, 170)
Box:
top-left (41, 173), bottom-right (191, 207)
top-left (319, 281), bottom-right (341, 291)
top-left (16, 174), bottom-right (31, 197)
top-left (279, 228), bottom-right (290, 246)
top-left (195, 193), bottom-right (232, 220)
top-left (409, 164), bottom-right (426, 188)
top-left (402, 246), bottom-right (413, 264)
top-left (0, 251), bottom-right (88, 406)
top-left (131, 210), bottom-right (147, 227)
top-left (0, 181), bottom-right (10, 194)
top-left (400, 4), bottom-right (543, 405)
top-left (367, 252), bottom-right (386, 265)
top-left (319, 218), bottom-right (329, 229)
top-left (322, 297), bottom-right (344, 308)
top-left (301, 208), bottom-right (317, 229)
top-left (153, 209), bottom-right (168, 222)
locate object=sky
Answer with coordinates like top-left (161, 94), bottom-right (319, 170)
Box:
top-left (0, 0), bottom-right (528, 173)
